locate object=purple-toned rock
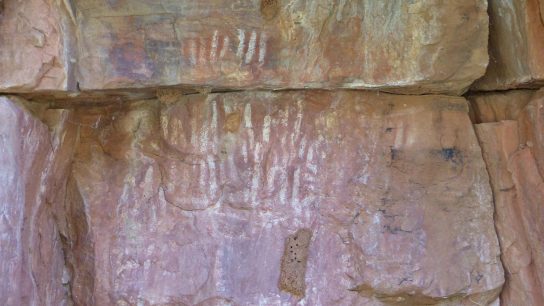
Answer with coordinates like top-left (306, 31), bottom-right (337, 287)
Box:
top-left (67, 91), bottom-right (503, 305)
top-left (0, 0), bottom-right (75, 92)
top-left (73, 0), bottom-right (489, 95)
top-left (0, 97), bottom-right (72, 305)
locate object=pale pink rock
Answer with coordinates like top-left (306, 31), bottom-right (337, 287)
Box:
top-left (0, 0), bottom-right (75, 92)
top-left (66, 91), bottom-right (503, 305)
top-left (0, 97), bottom-right (72, 305)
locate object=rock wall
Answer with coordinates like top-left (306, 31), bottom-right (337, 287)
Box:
top-left (0, 1), bottom-right (543, 305)
top-left (472, 0), bottom-right (544, 90)
top-left (471, 89), bottom-right (544, 306)
top-left (0, 97), bottom-right (74, 305)
top-left (65, 92), bottom-right (503, 305)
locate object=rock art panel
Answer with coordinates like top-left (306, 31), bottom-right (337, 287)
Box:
top-left (74, 0), bottom-right (489, 95)
top-left (0, 97), bottom-right (72, 305)
top-left (0, 0), bottom-right (75, 92)
top-left (68, 91), bottom-right (503, 305)
top-left (473, 0), bottom-right (544, 90)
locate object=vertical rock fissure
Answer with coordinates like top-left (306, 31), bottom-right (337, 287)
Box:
top-left (56, 174), bottom-right (95, 306)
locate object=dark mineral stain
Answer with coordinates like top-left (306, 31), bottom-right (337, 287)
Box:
top-left (390, 147), bottom-right (400, 160)
top-left (383, 225), bottom-right (412, 235)
top-left (440, 147), bottom-right (463, 165)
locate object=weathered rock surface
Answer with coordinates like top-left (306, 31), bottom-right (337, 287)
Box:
top-left (474, 89), bottom-right (544, 306)
top-left (468, 90), bottom-right (535, 123)
top-left (73, 0), bottom-right (489, 95)
top-left (473, 0), bottom-right (544, 91)
top-left (476, 122), bottom-right (544, 306)
top-left (518, 89), bottom-right (544, 176)
top-left (0, 97), bottom-right (73, 305)
top-left (0, 0), bottom-right (75, 92)
top-left (66, 91), bottom-right (503, 305)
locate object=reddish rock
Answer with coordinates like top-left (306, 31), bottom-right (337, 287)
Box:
top-left (74, 0), bottom-right (489, 95)
top-left (518, 88), bottom-right (544, 176)
top-left (474, 89), bottom-right (544, 306)
top-left (476, 122), bottom-right (544, 306)
top-left (0, 97), bottom-right (72, 305)
top-left (468, 90), bottom-right (535, 123)
top-left (508, 149), bottom-right (544, 296)
top-left (67, 91), bottom-right (503, 305)
top-left (473, 0), bottom-right (544, 91)
top-left (0, 0), bottom-right (75, 92)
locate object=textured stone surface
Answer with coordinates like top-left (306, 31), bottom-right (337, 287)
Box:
top-left (0, 97), bottom-right (72, 305)
top-left (476, 122), bottom-right (544, 306)
top-left (0, 0), bottom-right (75, 92)
top-left (74, 0), bottom-right (489, 95)
top-left (468, 90), bottom-right (535, 123)
top-left (279, 228), bottom-right (312, 297)
top-left (473, 0), bottom-right (544, 91)
top-left (66, 91), bottom-right (503, 305)
top-left (474, 89), bottom-right (544, 306)
top-left (518, 89), bottom-right (544, 176)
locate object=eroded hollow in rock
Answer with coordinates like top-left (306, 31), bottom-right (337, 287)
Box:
top-left (279, 229), bottom-right (312, 297)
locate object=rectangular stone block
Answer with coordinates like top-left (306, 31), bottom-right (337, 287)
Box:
top-left (0, 0), bottom-right (76, 92)
top-left (472, 0), bottom-right (544, 91)
top-left (74, 0), bottom-right (489, 95)
top-left (67, 91), bottom-right (503, 305)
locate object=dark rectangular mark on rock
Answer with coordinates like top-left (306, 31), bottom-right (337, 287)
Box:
top-left (390, 147), bottom-right (400, 161)
top-left (279, 228), bottom-right (312, 297)
top-left (439, 147), bottom-right (463, 165)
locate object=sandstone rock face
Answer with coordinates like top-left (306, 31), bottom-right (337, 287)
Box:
top-left (476, 122), bottom-right (544, 306)
top-left (474, 89), bottom-right (544, 306)
top-left (473, 0), bottom-right (544, 90)
top-left (73, 0), bottom-right (489, 95)
top-left (0, 97), bottom-right (72, 305)
top-left (518, 89), bottom-right (544, 176)
top-left (0, 0), bottom-right (75, 92)
top-left (468, 90), bottom-right (535, 123)
top-left (67, 91), bottom-right (503, 305)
